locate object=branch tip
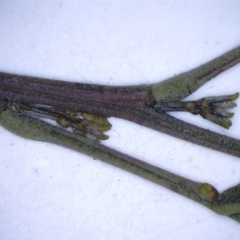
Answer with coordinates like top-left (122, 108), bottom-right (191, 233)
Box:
top-left (184, 92), bottom-right (239, 129)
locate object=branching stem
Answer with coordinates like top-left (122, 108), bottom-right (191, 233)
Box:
top-left (1, 45), bottom-right (240, 223)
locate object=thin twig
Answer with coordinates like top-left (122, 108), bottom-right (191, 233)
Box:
top-left (1, 109), bottom-right (240, 222)
top-left (0, 46), bottom-right (240, 156)
top-left (1, 45), bottom-right (240, 223)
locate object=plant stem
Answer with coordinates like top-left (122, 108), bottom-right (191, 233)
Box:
top-left (0, 46), bottom-right (240, 157)
top-left (0, 71), bottom-right (153, 107)
top-left (152, 45), bottom-right (240, 102)
top-left (1, 46), bottom-right (240, 108)
top-left (1, 108), bottom-right (240, 222)
top-left (1, 45), bottom-right (240, 223)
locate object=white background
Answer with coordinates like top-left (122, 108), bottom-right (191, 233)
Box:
top-left (0, 1), bottom-right (240, 239)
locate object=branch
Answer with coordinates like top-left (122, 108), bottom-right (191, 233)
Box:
top-left (1, 109), bottom-right (240, 222)
top-left (1, 45), bottom-right (240, 223)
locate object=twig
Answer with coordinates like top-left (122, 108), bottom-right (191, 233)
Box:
top-left (0, 46), bottom-right (240, 156)
top-left (1, 109), bottom-right (240, 222)
top-left (1, 45), bottom-right (240, 222)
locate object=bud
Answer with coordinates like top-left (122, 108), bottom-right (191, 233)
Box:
top-left (183, 93), bottom-right (239, 129)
